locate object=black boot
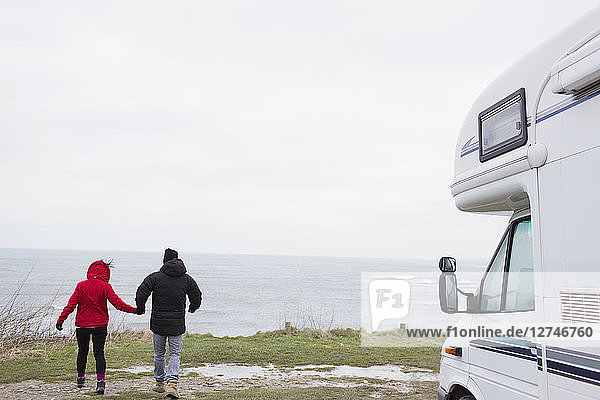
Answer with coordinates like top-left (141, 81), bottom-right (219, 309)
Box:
top-left (96, 380), bottom-right (105, 395)
top-left (76, 376), bottom-right (85, 388)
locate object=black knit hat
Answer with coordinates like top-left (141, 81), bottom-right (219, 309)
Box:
top-left (163, 248), bottom-right (178, 263)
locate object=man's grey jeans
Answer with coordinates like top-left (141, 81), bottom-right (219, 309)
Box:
top-left (153, 333), bottom-right (184, 382)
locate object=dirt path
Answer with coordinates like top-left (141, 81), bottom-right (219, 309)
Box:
top-left (0, 376), bottom-right (206, 399)
top-left (0, 364), bottom-right (438, 399)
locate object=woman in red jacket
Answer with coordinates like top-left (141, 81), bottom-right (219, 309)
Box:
top-left (56, 260), bottom-right (138, 395)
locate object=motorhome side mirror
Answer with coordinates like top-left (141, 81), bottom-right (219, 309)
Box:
top-left (439, 273), bottom-right (458, 313)
top-left (439, 257), bottom-right (456, 272)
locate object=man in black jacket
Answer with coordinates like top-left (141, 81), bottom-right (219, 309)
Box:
top-left (136, 248), bottom-right (202, 399)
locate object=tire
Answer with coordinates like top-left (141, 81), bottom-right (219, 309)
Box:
top-left (458, 396), bottom-right (475, 400)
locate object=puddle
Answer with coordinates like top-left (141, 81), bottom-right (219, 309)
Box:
top-left (109, 363), bottom-right (437, 383)
top-left (291, 364), bottom-right (437, 381)
top-left (186, 364), bottom-right (276, 379)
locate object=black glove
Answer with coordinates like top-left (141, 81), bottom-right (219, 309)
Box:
top-left (56, 322), bottom-right (63, 331)
top-left (136, 307), bottom-right (145, 315)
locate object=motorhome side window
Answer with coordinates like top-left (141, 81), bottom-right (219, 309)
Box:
top-left (480, 218), bottom-right (534, 312)
top-left (480, 234), bottom-right (508, 312)
top-left (504, 220), bottom-right (534, 311)
top-left (478, 88), bottom-right (528, 162)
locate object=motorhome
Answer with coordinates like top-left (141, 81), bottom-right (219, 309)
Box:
top-left (437, 6), bottom-right (600, 400)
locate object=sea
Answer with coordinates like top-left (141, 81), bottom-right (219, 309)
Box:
top-left (0, 248), bottom-right (486, 337)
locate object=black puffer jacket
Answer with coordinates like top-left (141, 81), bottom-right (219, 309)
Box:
top-left (135, 259), bottom-right (202, 336)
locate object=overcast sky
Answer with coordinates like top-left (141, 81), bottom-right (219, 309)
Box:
top-left (1, 1), bottom-right (598, 262)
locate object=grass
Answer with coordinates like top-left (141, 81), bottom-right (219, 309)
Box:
top-left (181, 329), bottom-right (440, 370)
top-left (0, 329), bottom-right (441, 385)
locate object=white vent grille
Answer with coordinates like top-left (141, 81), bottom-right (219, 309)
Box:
top-left (560, 289), bottom-right (600, 324)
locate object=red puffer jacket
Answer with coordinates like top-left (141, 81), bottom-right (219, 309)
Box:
top-left (57, 260), bottom-right (137, 327)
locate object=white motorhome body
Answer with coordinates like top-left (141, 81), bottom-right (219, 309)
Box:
top-left (438, 6), bottom-right (600, 400)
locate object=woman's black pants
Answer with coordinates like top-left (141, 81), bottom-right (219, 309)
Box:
top-left (76, 327), bottom-right (107, 375)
